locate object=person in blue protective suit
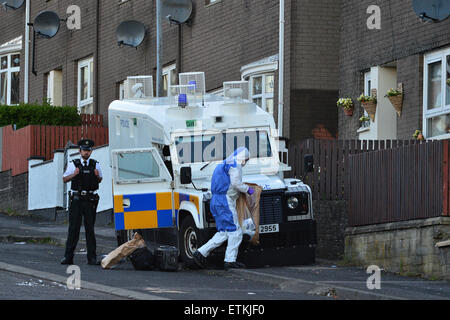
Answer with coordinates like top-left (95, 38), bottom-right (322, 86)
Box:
top-left (193, 147), bottom-right (255, 270)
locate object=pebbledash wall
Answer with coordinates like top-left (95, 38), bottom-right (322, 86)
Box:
top-left (338, 0), bottom-right (450, 140)
top-left (0, 0), bottom-right (340, 143)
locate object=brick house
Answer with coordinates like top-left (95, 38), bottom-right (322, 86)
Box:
top-left (338, 0), bottom-right (450, 141)
top-left (0, 0), bottom-right (341, 146)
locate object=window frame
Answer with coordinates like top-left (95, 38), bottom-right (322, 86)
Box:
top-left (249, 73), bottom-right (275, 116)
top-left (112, 148), bottom-right (172, 185)
top-left (423, 49), bottom-right (450, 140)
top-left (77, 56), bottom-right (94, 111)
top-left (0, 52), bottom-right (20, 105)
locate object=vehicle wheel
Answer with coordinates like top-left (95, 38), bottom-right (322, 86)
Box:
top-left (179, 215), bottom-right (202, 267)
top-left (116, 229), bottom-right (135, 246)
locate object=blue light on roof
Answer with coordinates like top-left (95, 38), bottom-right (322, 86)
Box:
top-left (179, 93), bottom-right (187, 107)
top-left (188, 80), bottom-right (196, 92)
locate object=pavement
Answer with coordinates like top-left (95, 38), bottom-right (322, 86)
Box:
top-left (0, 212), bottom-right (449, 300)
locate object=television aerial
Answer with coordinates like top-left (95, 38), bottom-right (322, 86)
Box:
top-left (116, 20), bottom-right (147, 48)
top-left (1, 0), bottom-right (24, 11)
top-left (162, 0), bottom-right (193, 25)
top-left (412, 0), bottom-right (450, 22)
top-left (28, 11), bottom-right (62, 75)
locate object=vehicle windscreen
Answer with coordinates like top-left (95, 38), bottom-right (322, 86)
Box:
top-left (175, 130), bottom-right (272, 165)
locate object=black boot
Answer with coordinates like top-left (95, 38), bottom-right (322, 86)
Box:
top-left (193, 250), bottom-right (207, 269)
top-left (224, 261), bottom-right (246, 271)
top-left (60, 257), bottom-right (74, 265)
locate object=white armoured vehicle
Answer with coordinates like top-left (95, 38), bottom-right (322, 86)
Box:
top-left (108, 72), bottom-right (316, 267)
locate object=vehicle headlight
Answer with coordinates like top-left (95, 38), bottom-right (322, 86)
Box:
top-left (287, 196), bottom-right (299, 210)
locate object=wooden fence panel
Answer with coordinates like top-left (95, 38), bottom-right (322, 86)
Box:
top-left (1, 124), bottom-right (108, 176)
top-left (347, 140), bottom-right (448, 227)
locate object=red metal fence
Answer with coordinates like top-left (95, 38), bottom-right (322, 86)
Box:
top-left (347, 139), bottom-right (449, 227)
top-left (2, 123), bottom-right (108, 176)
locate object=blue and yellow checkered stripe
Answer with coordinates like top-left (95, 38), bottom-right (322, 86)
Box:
top-left (114, 192), bottom-right (199, 231)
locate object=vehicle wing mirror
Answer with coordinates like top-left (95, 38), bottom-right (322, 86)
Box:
top-left (180, 167), bottom-right (192, 185)
top-left (304, 154), bottom-right (314, 173)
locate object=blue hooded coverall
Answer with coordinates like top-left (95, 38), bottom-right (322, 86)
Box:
top-left (197, 147), bottom-right (250, 263)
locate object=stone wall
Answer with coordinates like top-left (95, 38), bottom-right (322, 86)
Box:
top-left (313, 200), bottom-right (348, 261)
top-left (345, 217), bottom-right (450, 280)
top-left (0, 170), bottom-right (28, 216)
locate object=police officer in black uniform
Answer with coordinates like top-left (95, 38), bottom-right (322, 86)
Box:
top-left (61, 139), bottom-right (102, 265)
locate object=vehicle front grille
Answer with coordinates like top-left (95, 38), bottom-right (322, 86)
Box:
top-left (259, 192), bottom-right (284, 224)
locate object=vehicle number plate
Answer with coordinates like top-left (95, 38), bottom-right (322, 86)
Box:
top-left (259, 224), bottom-right (279, 234)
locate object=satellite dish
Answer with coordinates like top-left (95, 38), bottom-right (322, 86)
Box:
top-left (29, 11), bottom-right (61, 76)
top-left (116, 20), bottom-right (147, 48)
top-left (412, 0), bottom-right (450, 22)
top-left (33, 11), bottom-right (61, 38)
top-left (2, 0), bottom-right (24, 10)
top-left (162, 0), bottom-right (193, 24)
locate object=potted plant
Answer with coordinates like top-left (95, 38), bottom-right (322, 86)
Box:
top-left (358, 89), bottom-right (377, 122)
top-left (413, 130), bottom-right (425, 141)
top-left (337, 98), bottom-right (354, 116)
top-left (359, 115), bottom-right (370, 128)
top-left (385, 85), bottom-right (403, 117)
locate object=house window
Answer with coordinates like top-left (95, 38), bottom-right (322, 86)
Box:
top-left (424, 50), bottom-right (450, 139)
top-left (0, 53), bottom-right (20, 105)
top-left (162, 64), bottom-right (177, 97)
top-left (241, 55), bottom-right (278, 117)
top-left (250, 74), bottom-right (275, 116)
top-left (77, 57), bottom-right (94, 114)
top-left (46, 69), bottom-right (63, 106)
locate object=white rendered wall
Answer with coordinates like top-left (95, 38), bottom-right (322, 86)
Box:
top-left (28, 152), bottom-right (64, 211)
top-left (359, 66), bottom-right (398, 140)
top-left (29, 146), bottom-right (113, 213)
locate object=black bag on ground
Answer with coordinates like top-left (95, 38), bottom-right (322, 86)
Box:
top-left (128, 247), bottom-right (154, 271)
top-left (154, 246), bottom-right (179, 271)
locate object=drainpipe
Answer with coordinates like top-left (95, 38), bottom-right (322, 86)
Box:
top-left (156, 0), bottom-right (163, 97)
top-left (24, 0), bottom-right (30, 103)
top-left (277, 0), bottom-right (285, 137)
top-left (95, 0), bottom-right (100, 115)
top-left (178, 24), bottom-right (182, 74)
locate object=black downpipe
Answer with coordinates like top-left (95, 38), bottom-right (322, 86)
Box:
top-left (178, 24), bottom-right (182, 73)
top-left (95, 0), bottom-right (100, 115)
top-left (31, 30), bottom-right (36, 76)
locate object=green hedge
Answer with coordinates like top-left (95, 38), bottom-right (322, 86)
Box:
top-left (0, 102), bottom-right (82, 129)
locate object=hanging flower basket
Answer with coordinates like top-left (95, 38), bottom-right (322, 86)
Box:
top-left (358, 89), bottom-right (377, 122)
top-left (413, 130), bottom-right (425, 141)
top-left (344, 107), bottom-right (353, 116)
top-left (385, 85), bottom-right (403, 117)
top-left (337, 98), bottom-right (354, 117)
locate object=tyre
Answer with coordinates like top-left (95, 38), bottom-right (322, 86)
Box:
top-left (116, 229), bottom-right (135, 246)
top-left (179, 215), bottom-right (203, 267)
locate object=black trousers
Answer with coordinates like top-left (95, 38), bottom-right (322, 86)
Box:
top-left (64, 196), bottom-right (97, 261)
